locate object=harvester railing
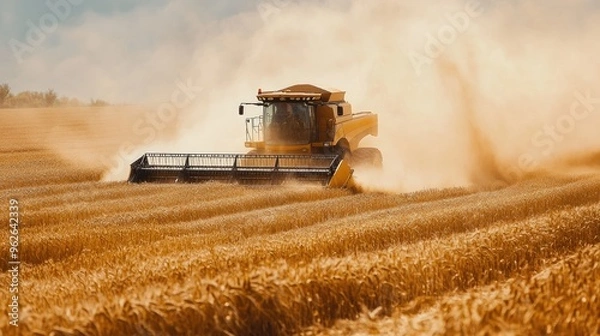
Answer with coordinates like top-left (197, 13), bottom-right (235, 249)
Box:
top-left (128, 153), bottom-right (342, 185)
top-left (245, 115), bottom-right (263, 143)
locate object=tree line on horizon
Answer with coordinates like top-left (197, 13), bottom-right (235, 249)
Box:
top-left (0, 83), bottom-right (109, 109)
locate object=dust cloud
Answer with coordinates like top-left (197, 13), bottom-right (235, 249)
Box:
top-left (42, 0), bottom-right (600, 192)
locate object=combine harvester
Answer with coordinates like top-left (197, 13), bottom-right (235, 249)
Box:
top-left (128, 84), bottom-right (381, 188)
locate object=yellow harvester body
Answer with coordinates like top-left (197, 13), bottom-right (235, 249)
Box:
top-left (246, 84), bottom-right (378, 154)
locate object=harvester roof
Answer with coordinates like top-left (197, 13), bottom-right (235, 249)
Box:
top-left (257, 84), bottom-right (346, 103)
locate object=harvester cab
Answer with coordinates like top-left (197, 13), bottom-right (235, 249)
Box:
top-left (128, 84), bottom-right (381, 188)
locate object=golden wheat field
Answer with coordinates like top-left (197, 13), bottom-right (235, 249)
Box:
top-left (0, 107), bottom-right (599, 336)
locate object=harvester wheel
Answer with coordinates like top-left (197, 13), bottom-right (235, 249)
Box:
top-left (331, 143), bottom-right (352, 161)
top-left (350, 147), bottom-right (383, 169)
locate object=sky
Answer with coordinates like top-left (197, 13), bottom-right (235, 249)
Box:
top-left (1, 0), bottom-right (598, 102)
top-left (2, 0), bottom-right (600, 191)
top-left (0, 0), bottom-right (257, 102)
